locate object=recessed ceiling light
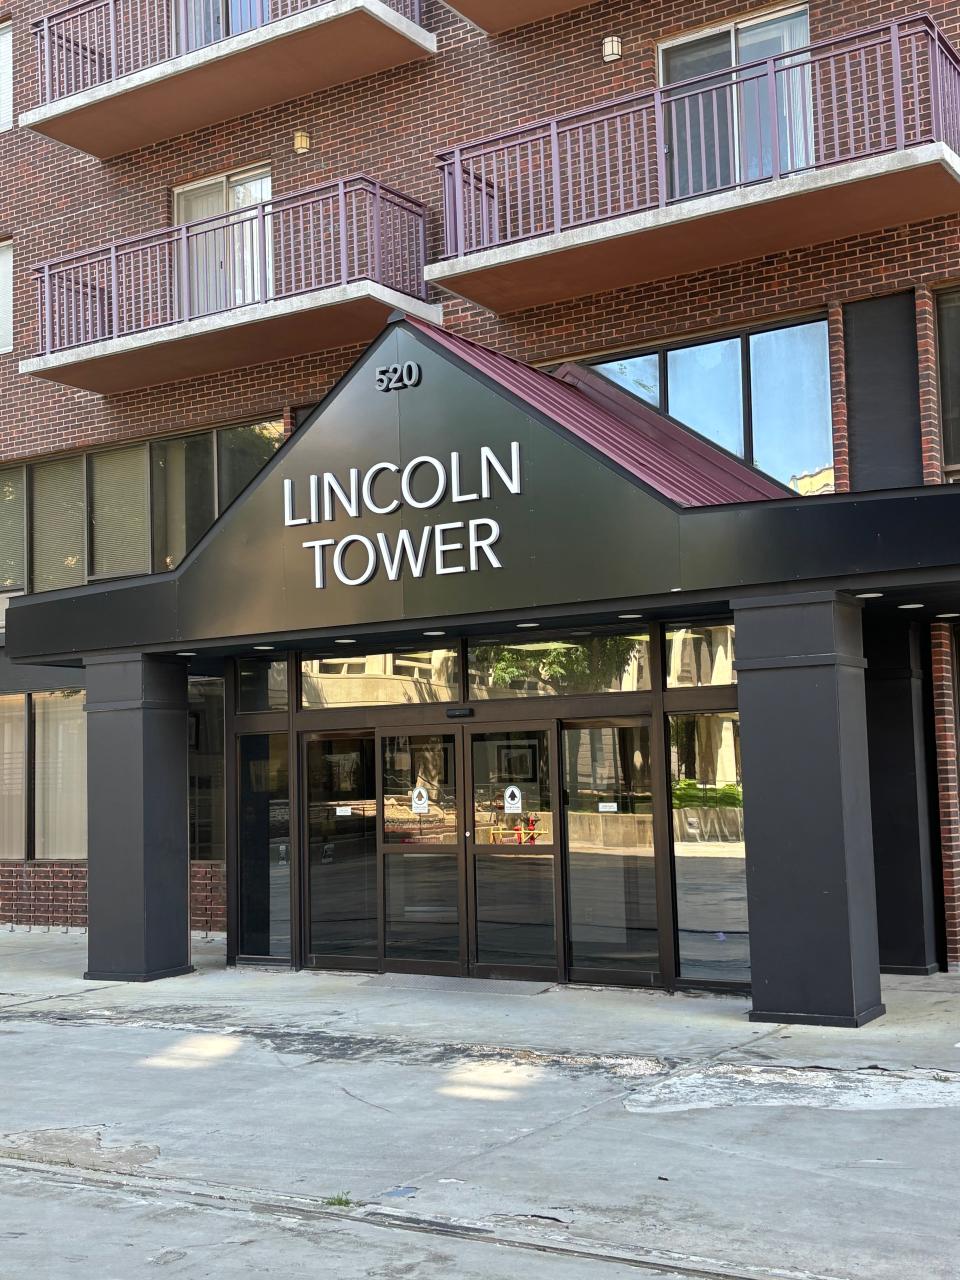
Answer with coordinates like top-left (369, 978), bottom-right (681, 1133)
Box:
top-left (570, 630), bottom-right (591, 636)
top-left (898, 603), bottom-right (924, 610)
top-left (670, 587), bottom-right (682, 593)
top-left (856, 592), bottom-right (884, 599)
top-left (335, 638), bottom-right (356, 645)
top-left (177, 651), bottom-right (197, 657)
top-left (618, 613), bottom-right (643, 620)
top-left (423, 630), bottom-right (446, 637)
top-left (937, 612), bottom-right (960, 619)
top-left (253, 644), bottom-right (275, 651)
top-left (517, 622), bottom-right (540, 630)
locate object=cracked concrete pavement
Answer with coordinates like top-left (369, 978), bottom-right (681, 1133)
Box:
top-left (1, 930), bottom-right (958, 1279)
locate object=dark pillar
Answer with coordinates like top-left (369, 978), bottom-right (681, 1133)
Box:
top-left (864, 620), bottom-right (939, 975)
top-left (84, 654), bottom-right (192, 982)
top-left (733, 591), bottom-right (884, 1027)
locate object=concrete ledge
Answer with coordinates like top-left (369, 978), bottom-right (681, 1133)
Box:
top-left (20, 284), bottom-right (443, 393)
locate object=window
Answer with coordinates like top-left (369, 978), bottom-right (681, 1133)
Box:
top-left (665, 624), bottom-right (736, 688)
top-left (31, 456), bottom-right (85, 592)
top-left (34, 691), bottom-right (87, 861)
top-left (0, 694), bottom-right (25, 860)
top-left (218, 418), bottom-right (284, 509)
top-left (938, 290), bottom-right (960, 473)
top-left (151, 432), bottom-right (216, 572)
top-left (0, 467), bottom-right (25, 590)
top-left (468, 631), bottom-right (651, 699)
top-left (301, 648), bottom-right (461, 709)
top-left (238, 659), bottom-right (288, 713)
top-left (0, 241), bottom-right (12, 354)
top-left (90, 446), bottom-right (150, 579)
top-left (593, 319), bottom-right (833, 493)
top-left (0, 22), bottom-right (11, 133)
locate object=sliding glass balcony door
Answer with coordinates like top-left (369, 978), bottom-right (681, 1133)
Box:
top-left (662, 9), bottom-right (811, 200)
top-left (173, 0), bottom-right (270, 55)
top-left (174, 168), bottom-right (272, 321)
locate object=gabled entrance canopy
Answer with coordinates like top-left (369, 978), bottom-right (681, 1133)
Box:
top-left (9, 316), bottom-right (960, 665)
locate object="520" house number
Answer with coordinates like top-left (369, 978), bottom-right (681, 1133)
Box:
top-left (375, 363), bottom-right (423, 392)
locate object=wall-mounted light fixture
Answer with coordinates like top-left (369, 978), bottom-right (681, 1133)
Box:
top-left (293, 129), bottom-right (311, 155)
top-left (602, 35), bottom-right (623, 63)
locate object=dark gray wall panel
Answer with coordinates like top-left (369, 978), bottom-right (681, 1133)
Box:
top-left (845, 292), bottom-right (923, 492)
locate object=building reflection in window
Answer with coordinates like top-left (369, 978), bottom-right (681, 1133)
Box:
top-left (301, 648), bottom-right (460, 708)
top-left (469, 631), bottom-right (651, 699)
top-left (669, 712), bottom-right (749, 982)
top-left (665, 624), bottom-right (735, 688)
top-left (237, 732), bottom-right (290, 959)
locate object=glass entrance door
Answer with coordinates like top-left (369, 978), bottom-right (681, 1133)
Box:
top-left (467, 725), bottom-right (562, 978)
top-left (303, 734), bottom-right (378, 962)
top-left (562, 721), bottom-right (659, 981)
top-left (379, 731), bottom-right (464, 969)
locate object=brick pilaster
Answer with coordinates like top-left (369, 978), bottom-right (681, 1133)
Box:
top-left (827, 301), bottom-right (850, 493)
top-left (916, 285), bottom-right (944, 485)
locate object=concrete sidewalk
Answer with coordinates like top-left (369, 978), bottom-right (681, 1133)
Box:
top-left (1, 931), bottom-right (958, 1279)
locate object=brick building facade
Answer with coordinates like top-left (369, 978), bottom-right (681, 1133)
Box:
top-left (2, 0), bottom-right (959, 993)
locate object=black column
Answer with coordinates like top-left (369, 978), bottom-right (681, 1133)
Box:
top-left (84, 654), bottom-right (193, 982)
top-left (733, 591), bottom-right (884, 1027)
top-left (864, 620), bottom-right (939, 975)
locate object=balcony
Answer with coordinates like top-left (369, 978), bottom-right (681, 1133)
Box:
top-left (22, 0), bottom-right (435, 158)
top-left (443, 1), bottom-right (590, 34)
top-left (427, 16), bottom-right (960, 313)
top-left (21, 177), bottom-right (442, 393)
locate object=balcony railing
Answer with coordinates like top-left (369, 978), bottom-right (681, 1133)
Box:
top-left (34, 177), bottom-right (427, 357)
top-left (33, 0), bottom-right (422, 105)
top-left (439, 15), bottom-right (960, 260)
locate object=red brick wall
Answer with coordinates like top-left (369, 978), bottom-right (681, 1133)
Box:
top-left (0, 861), bottom-right (228, 933)
top-left (931, 626), bottom-right (960, 969)
top-left (0, 861), bottom-right (88, 927)
top-left (190, 862), bottom-right (228, 933)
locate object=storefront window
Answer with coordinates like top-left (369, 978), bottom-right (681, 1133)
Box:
top-left (0, 694), bottom-right (24, 860)
top-left (468, 632), bottom-right (651, 700)
top-left (0, 468), bottom-right (24, 590)
top-left (31, 457), bottom-right (85, 592)
top-left (189, 678), bottom-right (225, 861)
top-left (665, 624), bottom-right (736, 688)
top-left (237, 733), bottom-right (290, 958)
top-left (218, 419), bottom-right (284, 510)
top-left (151, 433), bottom-right (216, 572)
top-left (669, 712), bottom-right (749, 982)
top-left (302, 648), bottom-right (460, 708)
top-left (34, 690), bottom-right (87, 861)
top-left (89, 446), bottom-right (150, 579)
top-left (238, 659), bottom-right (288, 713)
top-left (563, 722), bottom-right (657, 974)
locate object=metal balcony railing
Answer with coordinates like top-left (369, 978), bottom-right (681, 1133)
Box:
top-left (439, 14), bottom-right (960, 259)
top-left (33, 0), bottom-right (422, 105)
top-left (33, 177), bottom-right (427, 357)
